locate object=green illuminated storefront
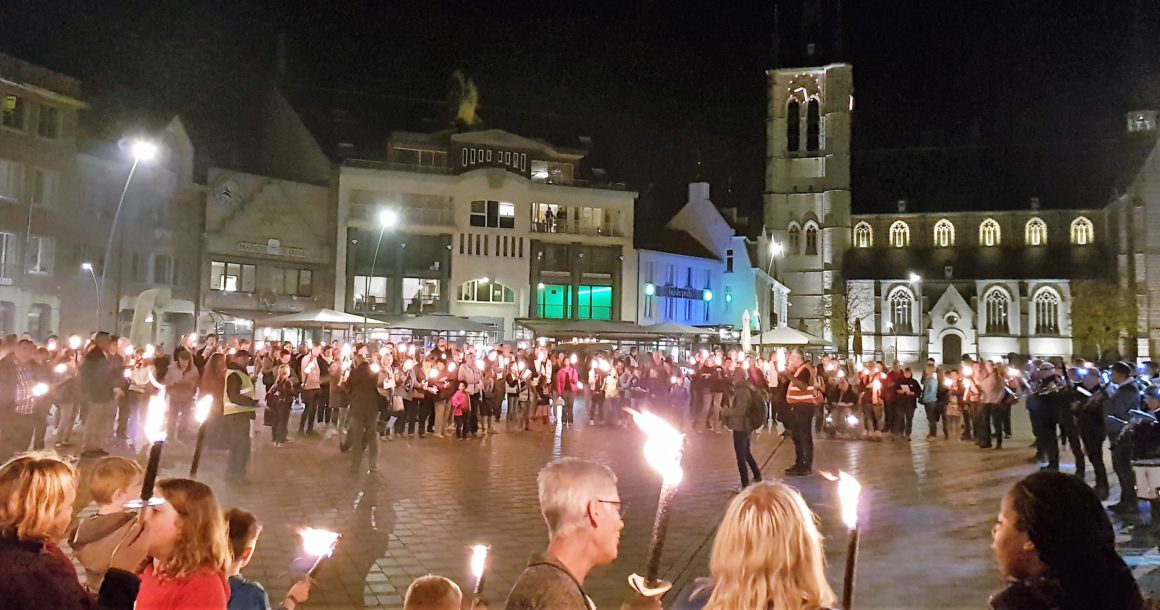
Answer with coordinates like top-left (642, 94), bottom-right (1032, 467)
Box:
top-left (529, 241), bottom-right (623, 321)
top-left (536, 284), bottom-right (613, 320)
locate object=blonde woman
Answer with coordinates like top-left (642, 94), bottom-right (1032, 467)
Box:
top-left (0, 453), bottom-right (92, 610)
top-left (671, 481), bottom-right (836, 610)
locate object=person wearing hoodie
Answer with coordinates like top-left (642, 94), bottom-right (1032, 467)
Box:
top-left (723, 371), bottom-right (765, 491)
top-left (70, 457), bottom-right (144, 594)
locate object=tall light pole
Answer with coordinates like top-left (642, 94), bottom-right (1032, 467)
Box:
top-left (364, 209), bottom-right (399, 338)
top-left (908, 272), bottom-right (923, 362)
top-left (766, 241), bottom-right (784, 330)
top-left (81, 262), bottom-right (99, 332)
top-left (101, 139), bottom-right (157, 333)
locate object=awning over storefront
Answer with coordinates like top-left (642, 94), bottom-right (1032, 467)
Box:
top-left (515, 319), bottom-right (714, 340)
top-left (752, 326), bottom-right (831, 347)
top-left (642, 322), bottom-right (712, 336)
top-left (374, 313), bottom-right (495, 333)
top-left (261, 308), bottom-right (386, 329)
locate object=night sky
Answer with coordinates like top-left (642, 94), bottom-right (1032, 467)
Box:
top-left (2, 0), bottom-right (1158, 227)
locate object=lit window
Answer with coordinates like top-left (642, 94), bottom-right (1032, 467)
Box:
top-left (984, 288), bottom-right (1010, 334)
top-left (2, 94), bottom-right (25, 131)
top-left (469, 200), bottom-right (516, 229)
top-left (1033, 288), bottom-right (1060, 334)
top-left (1070, 217), bottom-right (1094, 245)
top-left (889, 287), bottom-right (913, 333)
top-left (889, 221), bottom-right (910, 248)
top-left (979, 218), bottom-right (1001, 246)
top-left (804, 222), bottom-right (819, 255)
top-left (459, 280), bottom-right (516, 303)
top-left (933, 219), bottom-right (955, 247)
top-left (788, 223), bottom-right (801, 253)
top-left (853, 222), bottom-right (873, 248)
top-left (210, 261), bottom-right (256, 293)
top-left (1024, 218), bottom-right (1047, 246)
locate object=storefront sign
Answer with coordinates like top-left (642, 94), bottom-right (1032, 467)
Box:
top-left (236, 241), bottom-right (307, 259)
top-left (655, 285), bottom-right (703, 300)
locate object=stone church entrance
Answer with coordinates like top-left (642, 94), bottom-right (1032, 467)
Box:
top-left (942, 334), bottom-right (962, 365)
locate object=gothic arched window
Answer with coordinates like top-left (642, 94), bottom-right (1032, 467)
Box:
top-left (1033, 288), bottom-right (1061, 334)
top-left (805, 99), bottom-right (821, 152)
top-left (889, 287), bottom-right (914, 334)
top-left (979, 218), bottom-right (1001, 247)
top-left (788, 222), bottom-right (801, 254)
top-left (1070, 217), bottom-right (1094, 245)
top-left (984, 287), bottom-right (1011, 334)
top-left (1025, 217), bottom-right (1047, 246)
top-left (889, 220), bottom-right (910, 248)
top-left (933, 219), bottom-right (955, 248)
top-left (804, 221), bottom-right (819, 255)
top-left (853, 222), bottom-right (873, 248)
top-left (786, 100), bottom-right (801, 153)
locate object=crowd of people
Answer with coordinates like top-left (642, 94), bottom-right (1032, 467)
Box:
top-left (4, 329), bottom-right (1160, 608)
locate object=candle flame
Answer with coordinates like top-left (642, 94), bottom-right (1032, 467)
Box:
top-left (962, 364), bottom-right (973, 377)
top-left (341, 344), bottom-right (353, 358)
top-left (143, 344), bottom-right (156, 359)
top-left (145, 392), bottom-right (168, 443)
top-left (469, 544), bottom-right (489, 580)
top-left (123, 346), bottom-right (134, 356)
top-left (428, 369), bottom-right (438, 380)
top-left (54, 363), bottom-right (67, 374)
top-left (31, 382), bottom-right (49, 397)
top-left (68, 335), bottom-right (81, 350)
top-left (299, 528), bottom-right (340, 558)
top-left (448, 362), bottom-right (457, 373)
top-left (194, 395), bottom-right (213, 424)
top-left (629, 409), bottom-right (685, 485)
top-left (370, 363), bottom-right (381, 374)
top-left (403, 359), bottom-right (415, 371)
top-left (943, 377), bottom-right (953, 388)
top-left (1007, 367), bottom-right (1020, 377)
top-left (47, 339), bottom-right (58, 351)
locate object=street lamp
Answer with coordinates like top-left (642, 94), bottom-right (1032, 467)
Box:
top-left (100, 138), bottom-right (158, 332)
top-left (364, 209), bottom-right (399, 337)
top-left (883, 321), bottom-right (897, 362)
top-left (908, 272), bottom-right (923, 361)
top-left (81, 262), bottom-right (99, 331)
top-left (766, 240), bottom-right (784, 278)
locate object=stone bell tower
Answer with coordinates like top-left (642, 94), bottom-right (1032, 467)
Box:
top-left (764, 0), bottom-right (853, 339)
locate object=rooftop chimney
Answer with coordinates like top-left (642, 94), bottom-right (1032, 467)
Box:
top-left (689, 182), bottom-right (710, 203)
top-left (1029, 196), bottom-right (1040, 210)
top-left (897, 199), bottom-right (908, 213)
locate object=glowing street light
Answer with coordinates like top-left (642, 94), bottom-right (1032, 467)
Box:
top-left (364, 208), bottom-right (400, 338)
top-left (102, 137), bottom-right (159, 333)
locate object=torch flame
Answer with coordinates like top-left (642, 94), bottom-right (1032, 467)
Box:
top-left (469, 544), bottom-right (489, 581)
top-left (299, 528), bottom-right (340, 558)
top-left (821, 471), bottom-right (862, 530)
top-left (144, 392), bottom-right (168, 443)
top-left (194, 395), bottom-right (213, 424)
top-left (629, 409), bottom-right (685, 485)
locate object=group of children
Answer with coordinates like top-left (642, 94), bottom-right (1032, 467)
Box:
top-left (0, 452), bottom-right (474, 610)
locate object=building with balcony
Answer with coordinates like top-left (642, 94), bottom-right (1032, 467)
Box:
top-left (336, 128), bottom-right (636, 338)
top-left (636, 182), bottom-right (788, 334)
top-left (0, 53), bottom-right (85, 338)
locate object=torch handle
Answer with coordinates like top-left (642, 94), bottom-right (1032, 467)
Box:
top-left (189, 424), bottom-right (208, 477)
top-left (645, 480), bottom-right (679, 587)
top-left (308, 555), bottom-right (327, 578)
top-left (140, 441), bottom-right (164, 503)
top-left (841, 528), bottom-right (860, 610)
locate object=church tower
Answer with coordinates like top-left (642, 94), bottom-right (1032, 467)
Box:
top-left (764, 0), bottom-right (852, 339)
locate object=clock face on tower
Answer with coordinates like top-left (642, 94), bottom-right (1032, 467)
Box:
top-left (213, 177), bottom-right (239, 206)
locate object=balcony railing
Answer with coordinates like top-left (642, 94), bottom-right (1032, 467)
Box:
top-left (344, 158), bottom-right (454, 175)
top-left (530, 219), bottom-right (624, 238)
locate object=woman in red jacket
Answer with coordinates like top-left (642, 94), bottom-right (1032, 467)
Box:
top-left (135, 478), bottom-right (231, 609)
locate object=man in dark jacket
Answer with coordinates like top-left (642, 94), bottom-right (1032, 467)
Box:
top-left (1106, 361), bottom-right (1141, 514)
top-left (343, 347), bottom-right (381, 475)
top-left (79, 333), bottom-right (121, 458)
top-left (724, 371), bottom-right (764, 491)
top-left (0, 339), bottom-right (39, 459)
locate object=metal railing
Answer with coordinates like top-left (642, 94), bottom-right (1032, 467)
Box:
top-left (530, 219), bottom-right (624, 238)
top-left (344, 159), bottom-right (454, 175)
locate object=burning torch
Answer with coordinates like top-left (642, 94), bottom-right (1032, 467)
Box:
top-left (469, 544), bottom-right (490, 599)
top-left (300, 527), bottom-right (341, 578)
top-left (823, 471), bottom-right (864, 610)
top-left (189, 395), bottom-right (214, 477)
top-left (138, 390), bottom-right (169, 509)
top-left (627, 409), bottom-right (685, 596)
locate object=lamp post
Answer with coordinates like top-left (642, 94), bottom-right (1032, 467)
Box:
top-left (101, 139), bottom-right (157, 333)
top-left (883, 321), bottom-right (896, 362)
top-left (364, 209), bottom-right (398, 339)
top-left (81, 262), bottom-right (100, 331)
top-left (908, 272), bottom-right (922, 362)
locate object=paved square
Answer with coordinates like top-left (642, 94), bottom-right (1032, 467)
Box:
top-left (66, 401), bottom-right (1158, 609)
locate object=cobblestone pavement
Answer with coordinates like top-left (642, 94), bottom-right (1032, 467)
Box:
top-left (63, 400), bottom-right (1160, 610)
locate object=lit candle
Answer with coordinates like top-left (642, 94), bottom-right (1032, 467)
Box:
top-left (31, 382), bottom-right (49, 397)
top-left (570, 353), bottom-right (578, 365)
top-left (47, 339), bottom-right (58, 352)
top-left (469, 544), bottom-right (490, 597)
top-left (370, 363), bottom-right (381, 374)
top-left (189, 395), bottom-right (213, 477)
top-left (54, 363), bottom-right (67, 375)
top-left (627, 409), bottom-right (685, 595)
top-left (300, 528), bottom-right (341, 577)
top-left (68, 335), bottom-right (81, 350)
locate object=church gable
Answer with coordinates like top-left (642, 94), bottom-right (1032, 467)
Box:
top-left (929, 285), bottom-right (974, 330)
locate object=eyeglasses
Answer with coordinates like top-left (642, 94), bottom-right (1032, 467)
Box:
top-left (595, 499), bottom-right (627, 518)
